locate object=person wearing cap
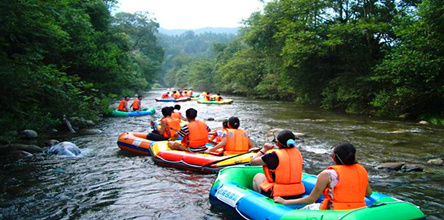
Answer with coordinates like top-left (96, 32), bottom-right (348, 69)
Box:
top-left (274, 143), bottom-right (373, 210)
top-left (205, 117), bottom-right (253, 156)
top-left (168, 108), bottom-right (211, 153)
top-left (250, 130), bottom-right (305, 199)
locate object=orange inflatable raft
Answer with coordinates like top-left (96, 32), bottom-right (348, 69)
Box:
top-left (117, 132), bottom-right (153, 155)
top-left (148, 141), bottom-right (254, 173)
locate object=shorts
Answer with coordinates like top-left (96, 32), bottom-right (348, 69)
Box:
top-left (188, 146), bottom-right (208, 153)
top-left (260, 189), bottom-right (303, 199)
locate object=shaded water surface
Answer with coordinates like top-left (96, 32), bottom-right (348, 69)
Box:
top-left (1, 89), bottom-right (443, 219)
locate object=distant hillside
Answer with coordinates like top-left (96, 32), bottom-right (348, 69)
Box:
top-left (159, 27), bottom-right (238, 36)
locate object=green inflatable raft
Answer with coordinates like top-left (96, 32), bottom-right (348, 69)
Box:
top-left (110, 108), bottom-right (155, 117)
top-left (209, 166), bottom-right (426, 220)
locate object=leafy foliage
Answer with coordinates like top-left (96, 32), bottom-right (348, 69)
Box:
top-left (157, 0), bottom-right (443, 123)
top-left (0, 1), bottom-right (163, 133)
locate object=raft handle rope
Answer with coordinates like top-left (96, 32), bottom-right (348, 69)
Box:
top-left (235, 205), bottom-right (250, 220)
top-left (338, 201), bottom-right (416, 220)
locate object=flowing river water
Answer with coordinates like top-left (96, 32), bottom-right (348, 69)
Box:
top-left (1, 89), bottom-right (443, 219)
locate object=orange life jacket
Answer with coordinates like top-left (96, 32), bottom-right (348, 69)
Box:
top-left (132, 99), bottom-right (140, 110)
top-left (187, 91), bottom-right (192, 96)
top-left (223, 129), bottom-right (250, 156)
top-left (161, 93), bottom-right (169, 98)
top-left (173, 93), bottom-right (181, 99)
top-left (118, 100), bottom-right (128, 111)
top-left (214, 95), bottom-right (221, 101)
top-left (260, 148), bottom-right (305, 197)
top-left (171, 111), bottom-right (181, 120)
top-left (319, 164), bottom-right (368, 210)
top-left (161, 117), bottom-right (181, 138)
top-left (181, 120), bottom-right (209, 147)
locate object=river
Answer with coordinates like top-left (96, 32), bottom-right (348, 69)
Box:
top-left (1, 89), bottom-right (443, 219)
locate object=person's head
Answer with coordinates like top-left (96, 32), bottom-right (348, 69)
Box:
top-left (185, 108), bottom-right (198, 120)
top-left (222, 119), bottom-right (228, 129)
top-left (332, 142), bottom-right (357, 165)
top-left (161, 106), bottom-right (173, 117)
top-left (217, 93), bottom-right (220, 96)
top-left (228, 117), bottom-right (240, 129)
top-left (138, 95), bottom-right (143, 100)
top-left (124, 96), bottom-right (130, 100)
top-left (274, 130), bottom-right (297, 148)
top-left (174, 104), bottom-right (181, 110)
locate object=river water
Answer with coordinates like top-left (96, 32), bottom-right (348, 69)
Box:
top-left (1, 89), bottom-right (443, 219)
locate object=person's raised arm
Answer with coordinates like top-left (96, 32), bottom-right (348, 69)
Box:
top-left (274, 171), bottom-right (330, 205)
top-left (250, 143), bottom-right (274, 166)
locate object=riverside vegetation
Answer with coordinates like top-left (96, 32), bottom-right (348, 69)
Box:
top-left (1, 0), bottom-right (443, 139)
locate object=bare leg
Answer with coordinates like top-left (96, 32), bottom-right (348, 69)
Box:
top-left (252, 173), bottom-right (267, 193)
top-left (168, 141), bottom-right (188, 151)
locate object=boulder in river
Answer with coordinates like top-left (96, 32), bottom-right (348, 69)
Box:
top-left (376, 162), bottom-right (405, 171)
top-left (427, 158), bottom-right (443, 166)
top-left (80, 129), bottom-right (103, 135)
top-left (20, 129), bottom-right (38, 139)
top-left (401, 164), bottom-right (424, 172)
top-left (9, 144), bottom-right (43, 154)
top-left (46, 141), bottom-right (81, 157)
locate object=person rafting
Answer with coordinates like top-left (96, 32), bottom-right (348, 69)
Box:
top-left (147, 106), bottom-right (181, 141)
top-left (250, 130), bottom-right (305, 199)
top-left (117, 96), bottom-right (130, 112)
top-left (274, 142), bottom-right (373, 210)
top-left (168, 108), bottom-right (211, 153)
top-left (130, 95), bottom-right (143, 111)
top-left (214, 93), bottom-right (223, 101)
top-left (171, 104), bottom-right (187, 121)
top-left (208, 119), bottom-right (229, 145)
top-left (205, 117), bottom-right (253, 156)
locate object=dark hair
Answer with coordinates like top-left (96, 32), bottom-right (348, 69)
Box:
top-left (228, 117), bottom-right (240, 129)
top-left (185, 108), bottom-right (198, 119)
top-left (161, 106), bottom-right (173, 117)
top-left (174, 104), bottom-right (181, 110)
top-left (332, 143), bottom-right (357, 165)
top-left (138, 95), bottom-right (142, 99)
top-left (222, 119), bottom-right (228, 128)
top-left (276, 130), bottom-right (296, 148)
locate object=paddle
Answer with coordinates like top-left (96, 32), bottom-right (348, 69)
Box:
top-left (202, 150), bottom-right (254, 168)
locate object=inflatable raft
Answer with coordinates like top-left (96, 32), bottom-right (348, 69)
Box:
top-left (209, 166), bottom-right (426, 220)
top-left (117, 132), bottom-right (153, 155)
top-left (111, 108), bottom-right (155, 117)
top-left (197, 98), bottom-right (233, 104)
top-left (149, 141), bottom-right (254, 173)
top-left (155, 97), bottom-right (190, 102)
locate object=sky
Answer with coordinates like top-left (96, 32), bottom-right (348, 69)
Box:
top-left (115, 0), bottom-right (269, 30)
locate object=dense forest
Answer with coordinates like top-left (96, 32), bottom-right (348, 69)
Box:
top-left (164, 0), bottom-right (444, 124)
top-left (0, 0), bottom-right (443, 136)
top-left (0, 0), bottom-right (163, 134)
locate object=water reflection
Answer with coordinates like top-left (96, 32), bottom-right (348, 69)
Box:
top-left (0, 89), bottom-right (442, 219)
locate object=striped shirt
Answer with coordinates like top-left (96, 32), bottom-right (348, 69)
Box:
top-left (177, 122), bottom-right (211, 153)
